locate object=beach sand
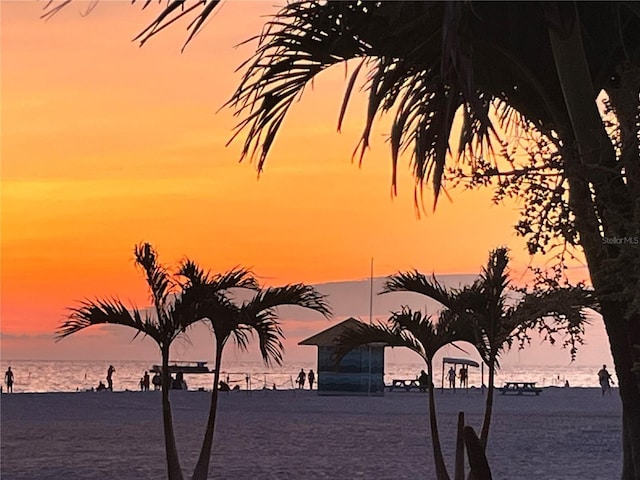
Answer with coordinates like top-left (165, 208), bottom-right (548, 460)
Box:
top-left (1, 387), bottom-right (621, 479)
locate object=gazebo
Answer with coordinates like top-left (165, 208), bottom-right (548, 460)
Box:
top-left (441, 357), bottom-right (481, 390)
top-left (299, 318), bottom-right (387, 396)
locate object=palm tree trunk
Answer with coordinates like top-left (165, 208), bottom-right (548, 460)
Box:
top-left (454, 411), bottom-right (465, 480)
top-left (545, 6), bottom-right (640, 477)
top-left (464, 426), bottom-right (493, 480)
top-left (479, 358), bottom-right (495, 448)
top-left (161, 347), bottom-right (184, 480)
top-left (191, 341), bottom-right (224, 480)
top-left (427, 361), bottom-right (450, 480)
top-left (600, 304), bottom-right (640, 479)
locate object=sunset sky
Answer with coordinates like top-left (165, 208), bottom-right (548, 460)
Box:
top-left (1, 1), bottom-right (605, 364)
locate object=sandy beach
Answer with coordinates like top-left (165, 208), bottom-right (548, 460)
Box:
top-left (1, 387), bottom-right (621, 479)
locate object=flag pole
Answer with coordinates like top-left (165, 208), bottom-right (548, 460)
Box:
top-left (368, 257), bottom-right (373, 395)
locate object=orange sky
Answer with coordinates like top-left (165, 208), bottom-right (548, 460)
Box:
top-left (1, 1), bottom-right (594, 361)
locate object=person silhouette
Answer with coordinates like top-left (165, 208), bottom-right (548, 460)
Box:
top-left (418, 370), bottom-right (429, 393)
top-left (297, 369), bottom-right (306, 389)
top-left (598, 364), bottom-right (613, 395)
top-left (447, 366), bottom-right (456, 390)
top-left (459, 367), bottom-right (468, 388)
top-left (107, 365), bottom-right (116, 391)
top-left (5, 367), bottom-right (14, 393)
top-left (143, 371), bottom-right (150, 391)
top-left (308, 369), bottom-right (315, 390)
top-left (152, 372), bottom-right (162, 391)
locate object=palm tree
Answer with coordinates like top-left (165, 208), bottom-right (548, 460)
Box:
top-left (56, 243), bottom-right (257, 480)
top-left (384, 248), bottom-right (596, 447)
top-left (178, 265), bottom-right (332, 480)
top-left (334, 308), bottom-right (471, 480)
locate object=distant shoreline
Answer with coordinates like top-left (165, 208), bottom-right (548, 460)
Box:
top-left (0, 385), bottom-right (611, 395)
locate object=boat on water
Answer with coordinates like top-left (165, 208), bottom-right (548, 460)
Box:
top-left (150, 361), bottom-right (214, 375)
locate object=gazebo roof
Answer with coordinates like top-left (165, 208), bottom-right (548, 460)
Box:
top-left (442, 357), bottom-right (480, 368)
top-left (298, 318), bottom-right (365, 347)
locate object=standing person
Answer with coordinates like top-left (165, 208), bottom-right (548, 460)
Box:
top-left (459, 367), bottom-right (468, 388)
top-left (447, 366), bottom-right (456, 390)
top-left (297, 369), bottom-right (306, 389)
top-left (308, 369), bottom-right (315, 390)
top-left (143, 371), bottom-right (150, 391)
top-left (4, 367), bottom-right (14, 393)
top-left (151, 372), bottom-right (162, 391)
top-left (106, 365), bottom-right (115, 391)
top-left (598, 365), bottom-right (613, 395)
top-left (418, 370), bottom-right (429, 393)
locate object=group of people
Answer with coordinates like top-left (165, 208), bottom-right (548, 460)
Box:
top-left (3, 363), bottom-right (619, 394)
top-left (139, 371), bottom-right (150, 391)
top-left (95, 365), bottom-right (116, 392)
top-left (446, 366), bottom-right (469, 390)
top-left (218, 381), bottom-right (241, 391)
top-left (99, 366), bottom-right (176, 392)
top-left (296, 368), bottom-right (315, 389)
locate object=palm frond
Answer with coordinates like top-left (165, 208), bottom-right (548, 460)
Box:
top-left (434, 308), bottom-right (476, 347)
top-left (194, 291), bottom-right (287, 366)
top-left (134, 242), bottom-right (174, 320)
top-left (225, 1), bottom-right (374, 172)
top-left (169, 287), bottom-right (210, 336)
top-left (333, 319), bottom-right (422, 365)
top-left (240, 309), bottom-right (285, 366)
top-left (383, 270), bottom-right (458, 308)
top-left (40, 0), bottom-right (72, 21)
top-left (208, 267), bottom-right (259, 292)
top-left (132, 0), bottom-right (223, 50)
top-left (243, 284), bottom-right (332, 319)
top-left (511, 286), bottom-right (597, 329)
top-left (177, 258), bottom-right (211, 285)
top-left (177, 258), bottom-right (260, 295)
top-left (478, 248), bottom-right (511, 294)
top-left (57, 244), bottom-right (208, 351)
top-left (196, 293), bottom-right (241, 343)
top-left (57, 298), bottom-right (159, 343)
top-left (510, 285), bottom-right (597, 359)
top-left (391, 306), bottom-right (469, 359)
top-left (230, 325), bottom-right (251, 352)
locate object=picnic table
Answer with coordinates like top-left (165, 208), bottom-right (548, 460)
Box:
top-left (499, 381), bottom-right (542, 395)
top-left (388, 379), bottom-right (422, 392)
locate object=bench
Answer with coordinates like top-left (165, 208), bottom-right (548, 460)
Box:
top-left (388, 379), bottom-right (422, 392)
top-left (499, 381), bottom-right (542, 396)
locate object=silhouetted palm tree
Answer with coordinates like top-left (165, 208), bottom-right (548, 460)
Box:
top-left (178, 265), bottom-right (332, 480)
top-left (384, 248), bottom-right (596, 447)
top-left (56, 243), bottom-right (257, 480)
top-left (334, 308), bottom-right (470, 480)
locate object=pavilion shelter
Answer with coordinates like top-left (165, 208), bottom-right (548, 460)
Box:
top-left (299, 318), bottom-right (387, 396)
top-left (441, 357), bottom-right (481, 391)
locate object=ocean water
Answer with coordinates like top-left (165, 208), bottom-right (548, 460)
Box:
top-left (0, 359), bottom-right (608, 393)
